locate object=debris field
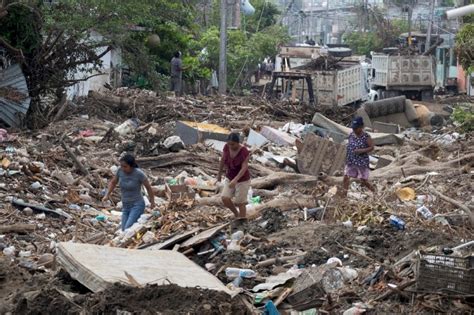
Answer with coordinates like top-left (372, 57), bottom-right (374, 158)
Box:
top-left (0, 89), bottom-right (473, 314)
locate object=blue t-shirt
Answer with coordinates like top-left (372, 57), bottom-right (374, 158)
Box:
top-left (116, 168), bottom-right (146, 206)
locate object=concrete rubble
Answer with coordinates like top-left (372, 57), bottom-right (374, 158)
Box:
top-left (0, 89), bottom-right (473, 314)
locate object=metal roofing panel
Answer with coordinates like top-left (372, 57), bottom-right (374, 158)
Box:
top-left (0, 64), bottom-right (31, 127)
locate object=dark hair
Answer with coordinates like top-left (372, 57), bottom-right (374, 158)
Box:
top-left (174, 51), bottom-right (180, 58)
top-left (227, 132), bottom-right (240, 143)
top-left (120, 154), bottom-right (138, 168)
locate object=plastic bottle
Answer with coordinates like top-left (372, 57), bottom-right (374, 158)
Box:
top-left (416, 205), bottom-right (433, 219)
top-left (231, 276), bottom-right (243, 287)
top-left (3, 246), bottom-right (15, 257)
top-left (231, 230), bottom-right (244, 240)
top-left (225, 267), bottom-right (256, 279)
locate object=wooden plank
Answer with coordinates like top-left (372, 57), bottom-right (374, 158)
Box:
top-left (142, 228), bottom-right (201, 250)
top-left (57, 242), bottom-right (232, 295)
top-left (180, 223), bottom-right (229, 249)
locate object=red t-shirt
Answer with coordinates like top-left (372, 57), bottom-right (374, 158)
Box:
top-left (223, 144), bottom-right (251, 182)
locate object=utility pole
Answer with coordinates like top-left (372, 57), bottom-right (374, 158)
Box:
top-left (407, 5), bottom-right (413, 47)
top-left (218, 0), bottom-right (227, 95)
top-left (324, 0), bottom-right (329, 45)
top-left (425, 0), bottom-right (435, 53)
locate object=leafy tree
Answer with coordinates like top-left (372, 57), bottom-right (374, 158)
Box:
top-left (456, 22), bottom-right (474, 73)
top-left (0, 0), bottom-right (197, 126)
top-left (344, 32), bottom-right (383, 56)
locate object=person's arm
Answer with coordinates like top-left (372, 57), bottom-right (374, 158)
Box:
top-left (143, 178), bottom-right (155, 208)
top-left (217, 156), bottom-right (224, 182)
top-left (355, 136), bottom-right (374, 154)
top-left (103, 176), bottom-right (118, 202)
top-left (229, 155), bottom-right (250, 188)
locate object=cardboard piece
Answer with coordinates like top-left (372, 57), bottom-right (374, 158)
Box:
top-left (57, 242), bottom-right (232, 294)
top-left (297, 133), bottom-right (346, 176)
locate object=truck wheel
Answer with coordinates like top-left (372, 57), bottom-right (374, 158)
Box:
top-left (328, 48), bottom-right (352, 58)
top-left (421, 90), bottom-right (434, 101)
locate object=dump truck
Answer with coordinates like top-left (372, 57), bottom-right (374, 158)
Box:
top-left (267, 45), bottom-right (369, 107)
top-left (371, 53), bottom-right (436, 101)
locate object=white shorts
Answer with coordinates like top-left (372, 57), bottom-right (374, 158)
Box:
top-left (221, 180), bottom-right (250, 205)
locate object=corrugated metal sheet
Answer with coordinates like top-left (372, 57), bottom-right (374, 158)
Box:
top-left (0, 64), bottom-right (31, 127)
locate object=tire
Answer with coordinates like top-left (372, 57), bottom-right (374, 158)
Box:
top-left (328, 47), bottom-right (352, 58)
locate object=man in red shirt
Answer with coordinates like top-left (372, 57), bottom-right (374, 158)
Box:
top-left (217, 133), bottom-right (251, 219)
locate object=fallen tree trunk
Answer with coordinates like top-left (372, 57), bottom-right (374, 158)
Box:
top-left (0, 224), bottom-right (36, 234)
top-left (371, 153), bottom-right (474, 179)
top-left (250, 195), bottom-right (317, 218)
top-left (251, 172), bottom-right (319, 190)
top-left (197, 194), bottom-right (316, 218)
top-left (138, 151), bottom-right (274, 176)
top-left (88, 90), bottom-right (131, 111)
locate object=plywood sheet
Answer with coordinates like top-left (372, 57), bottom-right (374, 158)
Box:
top-left (180, 223), bottom-right (229, 249)
top-left (144, 228), bottom-right (200, 250)
top-left (57, 242), bottom-right (232, 294)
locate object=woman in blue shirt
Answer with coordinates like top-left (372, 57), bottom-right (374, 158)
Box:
top-left (103, 154), bottom-right (155, 230)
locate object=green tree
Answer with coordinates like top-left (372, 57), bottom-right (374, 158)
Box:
top-left (456, 22), bottom-right (474, 73)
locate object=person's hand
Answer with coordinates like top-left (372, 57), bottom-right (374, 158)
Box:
top-left (102, 195), bottom-right (110, 203)
top-left (354, 149), bottom-right (364, 155)
top-left (229, 180), bottom-right (237, 189)
top-left (149, 202), bottom-right (156, 209)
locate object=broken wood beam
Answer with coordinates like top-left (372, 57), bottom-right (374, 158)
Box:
top-left (60, 140), bottom-right (90, 176)
top-left (251, 172), bottom-right (319, 190)
top-left (0, 224), bottom-right (36, 234)
top-left (256, 253), bottom-right (306, 268)
top-left (12, 199), bottom-right (72, 219)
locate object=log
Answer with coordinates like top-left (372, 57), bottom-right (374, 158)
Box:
top-left (251, 172), bottom-right (319, 190)
top-left (431, 188), bottom-right (474, 226)
top-left (250, 195), bottom-right (317, 218)
top-left (138, 151), bottom-right (273, 177)
top-left (61, 140), bottom-right (90, 176)
top-left (371, 153), bottom-right (474, 179)
top-left (88, 90), bottom-right (131, 110)
top-left (0, 224), bottom-right (36, 234)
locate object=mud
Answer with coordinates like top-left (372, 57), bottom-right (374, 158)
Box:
top-left (12, 282), bottom-right (248, 315)
top-left (269, 222), bottom-right (457, 268)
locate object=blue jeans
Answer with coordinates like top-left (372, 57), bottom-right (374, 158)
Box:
top-left (121, 201), bottom-right (145, 231)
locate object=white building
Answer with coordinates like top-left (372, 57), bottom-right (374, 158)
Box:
top-left (67, 32), bottom-right (122, 100)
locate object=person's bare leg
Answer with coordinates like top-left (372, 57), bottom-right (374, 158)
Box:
top-left (237, 204), bottom-right (247, 219)
top-left (341, 175), bottom-right (350, 197)
top-left (361, 180), bottom-right (375, 192)
top-left (222, 197), bottom-right (239, 217)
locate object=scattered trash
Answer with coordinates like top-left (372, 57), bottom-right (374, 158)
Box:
top-left (389, 215), bottom-right (406, 230)
top-left (416, 205), bottom-right (434, 219)
top-left (396, 187), bottom-right (416, 201)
